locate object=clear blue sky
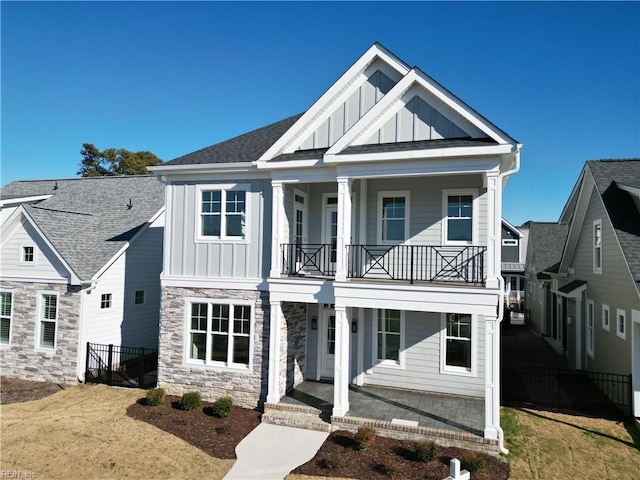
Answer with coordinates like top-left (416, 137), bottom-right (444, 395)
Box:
top-left (2, 1), bottom-right (639, 225)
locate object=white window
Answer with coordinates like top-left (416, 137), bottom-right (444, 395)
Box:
top-left (587, 300), bottom-right (594, 358)
top-left (100, 294), bottom-right (112, 309)
top-left (38, 293), bottom-right (58, 349)
top-left (198, 185), bottom-right (247, 240)
top-left (187, 300), bottom-right (253, 369)
top-left (441, 313), bottom-right (476, 376)
top-left (377, 191), bottom-right (409, 243)
top-left (374, 309), bottom-right (404, 367)
top-left (617, 309), bottom-right (626, 339)
top-left (602, 304), bottom-right (610, 331)
top-left (0, 290), bottom-right (13, 345)
top-left (593, 220), bottom-right (602, 274)
top-left (502, 239), bottom-right (518, 246)
top-left (20, 245), bottom-right (36, 265)
top-left (134, 290), bottom-right (145, 305)
top-left (442, 190), bottom-right (477, 244)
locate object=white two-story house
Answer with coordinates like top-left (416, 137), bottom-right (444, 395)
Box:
top-left (150, 43), bottom-right (520, 450)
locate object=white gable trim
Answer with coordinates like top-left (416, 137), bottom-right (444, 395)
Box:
top-left (502, 218), bottom-right (524, 238)
top-left (1, 206), bottom-right (81, 285)
top-left (0, 195), bottom-right (52, 207)
top-left (257, 44), bottom-right (410, 162)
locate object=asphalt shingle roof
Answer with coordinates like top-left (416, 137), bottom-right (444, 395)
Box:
top-left (587, 159), bottom-right (640, 286)
top-left (528, 222), bottom-right (570, 278)
top-left (1, 175), bottom-right (165, 281)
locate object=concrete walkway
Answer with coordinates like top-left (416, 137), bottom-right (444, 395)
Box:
top-left (223, 423), bottom-right (329, 480)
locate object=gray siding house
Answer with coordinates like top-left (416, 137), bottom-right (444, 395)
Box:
top-left (0, 176), bottom-right (165, 384)
top-left (150, 43), bottom-right (521, 451)
top-left (501, 219), bottom-right (527, 311)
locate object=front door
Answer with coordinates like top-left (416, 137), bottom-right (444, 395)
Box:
top-left (323, 204), bottom-right (338, 274)
top-left (320, 308), bottom-right (336, 379)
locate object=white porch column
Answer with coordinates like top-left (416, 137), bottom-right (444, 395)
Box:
top-left (484, 314), bottom-right (500, 440)
top-left (335, 177), bottom-right (352, 282)
top-left (355, 307), bottom-right (364, 386)
top-left (575, 297), bottom-right (582, 370)
top-left (484, 170), bottom-right (500, 289)
top-left (333, 305), bottom-right (350, 416)
top-left (267, 301), bottom-right (283, 403)
top-left (632, 310), bottom-right (640, 417)
top-left (270, 181), bottom-right (285, 278)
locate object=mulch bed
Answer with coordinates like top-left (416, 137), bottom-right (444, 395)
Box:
top-left (0, 376), bottom-right (65, 404)
top-left (293, 430), bottom-right (510, 480)
top-left (126, 394), bottom-right (261, 459)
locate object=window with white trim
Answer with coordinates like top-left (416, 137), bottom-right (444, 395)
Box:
top-left (187, 300), bottom-right (252, 368)
top-left (0, 291), bottom-right (12, 345)
top-left (199, 187), bottom-right (246, 240)
top-left (101, 293), bottom-right (112, 309)
top-left (134, 290), bottom-right (145, 305)
top-left (593, 219), bottom-right (602, 274)
top-left (602, 304), bottom-right (610, 331)
top-left (378, 192), bottom-right (409, 243)
top-left (20, 245), bottom-right (35, 265)
top-left (502, 239), bottom-right (518, 246)
top-left (375, 309), bottom-right (403, 366)
top-left (38, 293), bottom-right (58, 349)
top-left (617, 309), bottom-right (626, 339)
top-left (443, 190), bottom-right (476, 244)
top-left (442, 313), bottom-right (474, 374)
top-left (587, 299), bottom-right (594, 358)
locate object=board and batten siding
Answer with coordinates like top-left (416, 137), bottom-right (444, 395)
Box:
top-left (0, 218), bottom-right (70, 282)
top-left (569, 189), bottom-right (640, 375)
top-left (166, 180), bottom-right (270, 279)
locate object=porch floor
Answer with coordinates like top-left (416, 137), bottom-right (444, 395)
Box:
top-left (281, 381), bottom-right (485, 436)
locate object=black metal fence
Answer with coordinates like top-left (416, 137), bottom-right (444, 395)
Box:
top-left (281, 243), bottom-right (336, 276)
top-left (502, 363), bottom-right (632, 418)
top-left (85, 342), bottom-right (158, 389)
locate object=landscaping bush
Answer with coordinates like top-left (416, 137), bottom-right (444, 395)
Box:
top-left (354, 426), bottom-right (377, 450)
top-left (215, 425), bottom-right (231, 435)
top-left (414, 440), bottom-right (438, 462)
top-left (464, 453), bottom-right (486, 472)
top-left (145, 387), bottom-right (165, 406)
top-left (211, 396), bottom-right (233, 418)
top-left (179, 391), bottom-right (202, 411)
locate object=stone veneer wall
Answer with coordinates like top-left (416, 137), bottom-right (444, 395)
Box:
top-left (281, 302), bottom-right (307, 395)
top-left (0, 281), bottom-right (81, 384)
top-left (158, 286), bottom-right (269, 408)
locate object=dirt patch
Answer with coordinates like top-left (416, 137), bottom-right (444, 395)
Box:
top-left (126, 395), bottom-right (261, 459)
top-left (292, 430), bottom-right (508, 480)
top-left (0, 376), bottom-right (65, 404)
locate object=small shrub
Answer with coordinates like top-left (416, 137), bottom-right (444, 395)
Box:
top-left (215, 424), bottom-right (231, 435)
top-left (414, 440), bottom-right (438, 462)
top-left (179, 391), bottom-right (201, 411)
top-left (318, 457), bottom-right (341, 470)
top-left (145, 387), bottom-right (165, 406)
top-left (211, 396), bottom-right (233, 418)
top-left (464, 453), bottom-right (486, 472)
top-left (354, 426), bottom-right (377, 450)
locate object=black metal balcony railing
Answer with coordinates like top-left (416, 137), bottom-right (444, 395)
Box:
top-left (347, 245), bottom-right (486, 284)
top-left (282, 243), bottom-right (336, 276)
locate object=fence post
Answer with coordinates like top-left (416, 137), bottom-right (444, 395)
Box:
top-left (410, 246), bottom-right (414, 284)
top-left (85, 342), bottom-right (91, 384)
top-left (107, 344), bottom-right (113, 384)
top-left (139, 347), bottom-right (146, 388)
top-left (629, 374), bottom-right (633, 417)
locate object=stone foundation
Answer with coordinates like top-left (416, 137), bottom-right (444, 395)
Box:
top-left (0, 281), bottom-right (81, 385)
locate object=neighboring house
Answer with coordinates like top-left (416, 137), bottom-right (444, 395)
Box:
top-left (0, 175), bottom-right (165, 384)
top-left (149, 43), bottom-right (521, 446)
top-left (501, 219), bottom-right (527, 310)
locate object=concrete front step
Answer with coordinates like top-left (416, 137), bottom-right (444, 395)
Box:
top-left (262, 402), bottom-right (331, 432)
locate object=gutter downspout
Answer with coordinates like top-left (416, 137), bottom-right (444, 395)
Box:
top-left (495, 145), bottom-right (521, 455)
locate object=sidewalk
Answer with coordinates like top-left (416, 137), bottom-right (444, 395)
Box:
top-left (501, 325), bottom-right (568, 368)
top-left (223, 423), bottom-right (329, 480)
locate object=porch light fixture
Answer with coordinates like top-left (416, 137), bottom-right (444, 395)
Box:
top-left (311, 316), bottom-right (318, 330)
top-left (352, 320), bottom-right (358, 333)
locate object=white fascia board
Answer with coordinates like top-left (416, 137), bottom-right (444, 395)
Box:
top-left (325, 143), bottom-right (515, 165)
top-left (149, 162), bottom-right (258, 176)
top-left (618, 183), bottom-right (640, 198)
top-left (158, 169), bottom-right (271, 183)
top-left (0, 195), bottom-right (52, 207)
top-left (559, 167), bottom-right (594, 273)
top-left (268, 278), bottom-right (335, 304)
top-left (502, 218), bottom-right (525, 238)
top-left (0, 275), bottom-right (69, 285)
top-left (558, 166), bottom-right (587, 222)
top-left (161, 275), bottom-right (268, 291)
top-left (257, 158), bottom-right (323, 170)
top-left (258, 44), bottom-right (410, 162)
top-left (551, 284), bottom-right (587, 299)
top-left (271, 167), bottom-right (337, 184)
top-left (5, 207), bottom-right (82, 285)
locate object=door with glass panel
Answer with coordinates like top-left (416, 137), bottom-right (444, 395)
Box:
top-left (320, 308), bottom-right (336, 379)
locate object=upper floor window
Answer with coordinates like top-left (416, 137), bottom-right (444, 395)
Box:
top-left (20, 245), bottom-right (35, 265)
top-left (443, 190), bottom-right (477, 245)
top-left (593, 219), bottom-right (602, 274)
top-left (101, 293), bottom-right (112, 309)
top-left (441, 313), bottom-right (476, 376)
top-left (586, 299), bottom-right (594, 358)
top-left (375, 309), bottom-right (404, 366)
top-left (38, 293), bottom-right (58, 349)
top-left (134, 290), bottom-right (145, 305)
top-left (199, 186), bottom-right (247, 240)
top-left (378, 191), bottom-right (409, 243)
top-left (617, 309), bottom-right (626, 339)
top-left (0, 291), bottom-right (12, 345)
top-left (602, 304), bottom-right (610, 331)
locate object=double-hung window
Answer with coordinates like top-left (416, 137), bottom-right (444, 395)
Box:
top-left (602, 304), bottom-right (610, 331)
top-left (100, 293), bottom-right (112, 309)
top-left (378, 192), bottom-right (409, 243)
top-left (617, 309), bottom-right (626, 339)
top-left (39, 293), bottom-right (58, 349)
top-left (442, 313), bottom-right (475, 375)
top-left (443, 190), bottom-right (476, 244)
top-left (0, 291), bottom-right (12, 345)
top-left (20, 245), bottom-right (35, 265)
top-left (587, 300), bottom-right (594, 357)
top-left (199, 186), bottom-right (247, 240)
top-left (375, 309), bottom-right (403, 366)
top-left (187, 300), bottom-right (253, 368)
top-left (593, 220), bottom-right (602, 274)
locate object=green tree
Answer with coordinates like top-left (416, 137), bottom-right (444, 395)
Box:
top-left (77, 143), bottom-right (162, 177)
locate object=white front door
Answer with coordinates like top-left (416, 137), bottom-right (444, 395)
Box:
top-left (320, 308), bottom-right (336, 379)
top-left (324, 205), bottom-right (338, 274)
top-left (293, 190), bottom-right (308, 271)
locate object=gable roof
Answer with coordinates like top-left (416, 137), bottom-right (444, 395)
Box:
top-left (1, 175), bottom-right (165, 282)
top-left (587, 159), bottom-right (640, 286)
top-left (528, 222), bottom-right (570, 278)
